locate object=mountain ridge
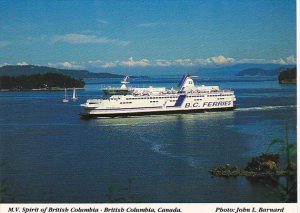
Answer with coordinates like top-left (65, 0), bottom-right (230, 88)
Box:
top-left (0, 65), bottom-right (124, 78)
top-left (236, 68), bottom-right (280, 76)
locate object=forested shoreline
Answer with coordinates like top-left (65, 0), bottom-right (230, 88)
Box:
top-left (0, 72), bottom-right (85, 91)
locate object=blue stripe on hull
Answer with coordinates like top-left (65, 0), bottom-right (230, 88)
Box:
top-left (174, 95), bottom-right (186, 106)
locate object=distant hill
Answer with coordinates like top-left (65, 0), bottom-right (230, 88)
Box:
top-left (0, 65), bottom-right (124, 78)
top-left (0, 73), bottom-right (85, 91)
top-left (278, 67), bottom-right (296, 84)
top-left (194, 63), bottom-right (294, 78)
top-left (236, 68), bottom-right (280, 76)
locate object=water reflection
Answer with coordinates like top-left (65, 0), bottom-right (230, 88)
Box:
top-left (84, 111), bottom-right (237, 170)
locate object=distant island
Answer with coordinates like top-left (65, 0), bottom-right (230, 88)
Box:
top-left (0, 73), bottom-right (85, 91)
top-left (278, 67), bottom-right (296, 84)
top-left (236, 68), bottom-right (280, 77)
top-left (0, 65), bottom-right (124, 78)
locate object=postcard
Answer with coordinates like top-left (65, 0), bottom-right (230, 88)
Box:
top-left (0, 1), bottom-right (297, 212)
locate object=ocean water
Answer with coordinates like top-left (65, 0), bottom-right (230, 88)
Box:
top-left (0, 76), bottom-right (296, 203)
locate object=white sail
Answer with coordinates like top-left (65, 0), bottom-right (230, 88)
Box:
top-left (72, 88), bottom-right (78, 101)
top-left (62, 88), bottom-right (69, 103)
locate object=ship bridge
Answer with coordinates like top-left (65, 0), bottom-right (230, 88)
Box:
top-left (178, 75), bottom-right (221, 93)
top-left (102, 76), bottom-right (132, 95)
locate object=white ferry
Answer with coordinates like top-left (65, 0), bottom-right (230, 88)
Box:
top-left (80, 75), bottom-right (236, 118)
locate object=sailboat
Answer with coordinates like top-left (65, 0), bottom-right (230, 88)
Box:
top-left (72, 88), bottom-right (78, 101)
top-left (62, 88), bottom-right (69, 103)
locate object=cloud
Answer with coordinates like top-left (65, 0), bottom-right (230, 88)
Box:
top-left (154, 60), bottom-right (172, 67)
top-left (285, 55), bottom-right (296, 64)
top-left (86, 56), bottom-right (236, 68)
top-left (174, 59), bottom-right (193, 66)
top-left (210, 55), bottom-right (235, 64)
top-left (0, 62), bottom-right (10, 67)
top-left (271, 58), bottom-right (286, 65)
top-left (46, 55), bottom-right (296, 70)
top-left (87, 57), bottom-right (151, 68)
top-left (0, 40), bottom-right (10, 48)
top-left (51, 34), bottom-right (130, 46)
top-left (271, 56), bottom-right (296, 65)
top-left (101, 62), bottom-right (118, 68)
top-left (17, 61), bottom-right (29, 66)
top-left (119, 57), bottom-right (150, 67)
top-left (48, 61), bottom-right (84, 69)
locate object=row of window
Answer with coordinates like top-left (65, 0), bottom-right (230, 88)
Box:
top-left (126, 97), bottom-right (177, 100)
top-left (207, 94), bottom-right (232, 97)
top-left (120, 102), bottom-right (132, 104)
top-left (187, 95), bottom-right (204, 98)
top-left (116, 94), bottom-right (231, 101)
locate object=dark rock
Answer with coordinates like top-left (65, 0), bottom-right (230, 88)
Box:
top-left (210, 153), bottom-right (287, 177)
top-left (245, 153), bottom-right (280, 172)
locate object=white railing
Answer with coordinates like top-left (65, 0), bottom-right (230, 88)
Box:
top-left (87, 99), bottom-right (102, 103)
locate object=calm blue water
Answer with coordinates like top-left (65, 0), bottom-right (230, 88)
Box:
top-left (0, 76), bottom-right (296, 203)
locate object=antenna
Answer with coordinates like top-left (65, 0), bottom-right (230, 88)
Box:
top-left (121, 75), bottom-right (130, 84)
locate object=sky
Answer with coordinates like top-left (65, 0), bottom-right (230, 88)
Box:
top-left (0, 0), bottom-right (296, 73)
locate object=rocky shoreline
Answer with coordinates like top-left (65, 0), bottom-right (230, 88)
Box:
top-left (210, 164), bottom-right (287, 177)
top-left (210, 153), bottom-right (289, 177)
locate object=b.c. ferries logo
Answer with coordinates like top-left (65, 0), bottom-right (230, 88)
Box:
top-left (185, 101), bottom-right (231, 108)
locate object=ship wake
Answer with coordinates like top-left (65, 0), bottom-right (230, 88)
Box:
top-left (236, 105), bottom-right (296, 112)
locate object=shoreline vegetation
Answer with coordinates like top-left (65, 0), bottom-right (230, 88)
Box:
top-left (210, 153), bottom-right (288, 177)
top-left (278, 67), bottom-right (296, 84)
top-left (0, 73), bottom-right (85, 91)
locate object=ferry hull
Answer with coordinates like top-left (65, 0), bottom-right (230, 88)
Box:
top-left (80, 107), bottom-right (235, 119)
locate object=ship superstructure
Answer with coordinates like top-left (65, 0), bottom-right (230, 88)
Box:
top-left (80, 75), bottom-right (236, 118)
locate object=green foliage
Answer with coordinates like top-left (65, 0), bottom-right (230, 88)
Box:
top-left (0, 72), bottom-right (85, 90)
top-left (267, 123), bottom-right (297, 203)
top-left (278, 67), bottom-right (296, 83)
